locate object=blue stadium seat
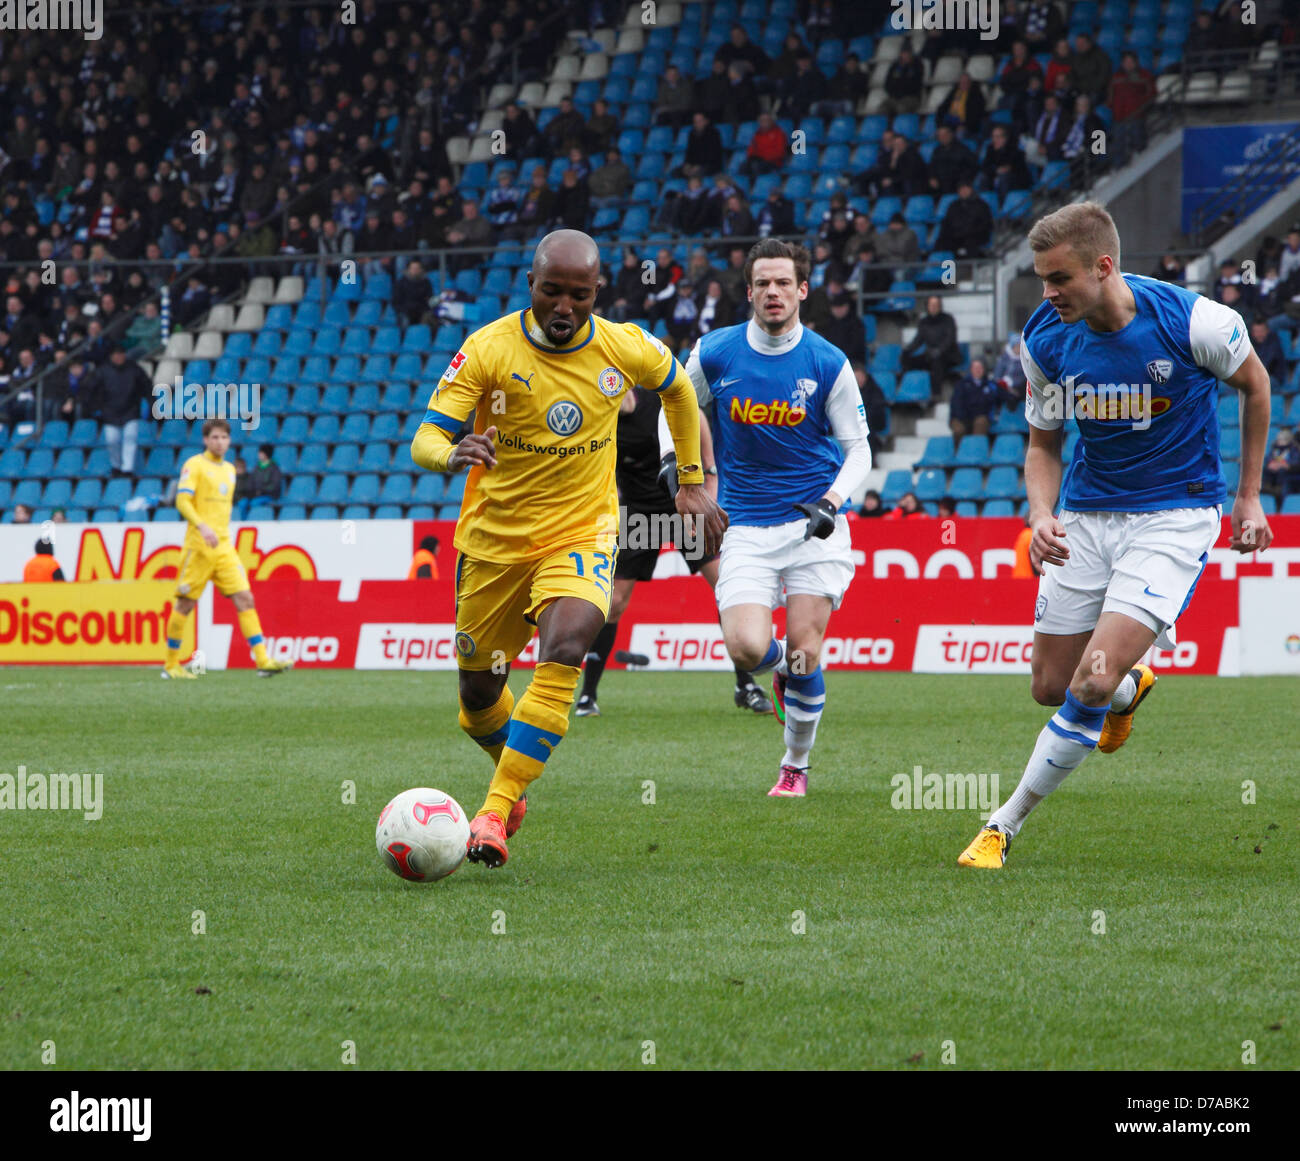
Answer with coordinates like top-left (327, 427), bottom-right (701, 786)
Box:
top-left (285, 475), bottom-right (317, 505)
top-left (982, 499), bottom-right (1015, 517)
top-left (92, 507), bottom-right (119, 522)
top-left (341, 505), bottom-right (371, 521)
top-left (360, 442), bottom-right (392, 472)
top-left (310, 505), bottom-right (339, 520)
top-left (312, 328), bottom-right (342, 356)
top-left (954, 435), bottom-right (992, 466)
top-left (990, 433), bottom-right (1025, 464)
top-left (26, 448), bottom-right (55, 477)
top-left (330, 356), bottom-right (361, 385)
top-left (329, 444), bottom-right (360, 473)
top-left (443, 475), bottom-right (467, 503)
top-left (352, 383), bottom-right (381, 412)
top-left (341, 327), bottom-right (371, 356)
top-left (948, 468), bottom-right (984, 500)
top-left (224, 333), bottom-right (253, 359)
top-left (84, 447), bottom-right (111, 475)
top-left (52, 447), bottom-right (82, 477)
top-left (984, 466), bottom-right (1023, 499)
top-left (283, 329), bottom-right (314, 357)
top-left (323, 301), bottom-right (351, 327)
top-left (275, 504), bottom-right (306, 520)
top-left (340, 413), bottom-right (371, 443)
top-left (264, 304), bottom-right (293, 330)
top-left (1220, 427), bottom-right (1242, 459)
top-left (353, 301), bottom-right (383, 328)
top-left (66, 418), bottom-right (99, 448)
top-left (402, 325), bottom-right (432, 353)
top-left (413, 474), bottom-right (445, 505)
top-left (881, 470), bottom-right (915, 506)
top-left (269, 356), bottom-right (300, 386)
top-left (380, 474), bottom-right (412, 505)
top-left (291, 385), bottom-right (321, 413)
top-left (0, 448), bottom-right (24, 479)
top-left (914, 469), bottom-right (946, 501)
top-left (72, 479), bottom-right (102, 509)
top-left (143, 447), bottom-right (175, 476)
top-left (915, 436), bottom-right (956, 468)
top-left (312, 474), bottom-right (346, 505)
top-left (904, 195), bottom-right (935, 225)
top-left (297, 444), bottom-right (328, 474)
top-left (371, 413), bottom-right (402, 442)
top-left (1000, 190), bottom-right (1033, 223)
top-left (39, 421), bottom-right (71, 448)
top-left (102, 477), bottom-right (132, 507)
top-left (895, 370), bottom-right (932, 404)
top-left (278, 415), bottom-right (310, 444)
top-left (363, 272), bottom-right (393, 302)
top-left (348, 474), bottom-right (380, 505)
top-left (391, 355), bottom-right (423, 384)
top-left (1217, 396), bottom-right (1240, 427)
top-left (320, 383), bottom-right (351, 412)
top-left (380, 383), bottom-right (413, 413)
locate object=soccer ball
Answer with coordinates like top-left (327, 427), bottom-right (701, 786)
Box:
top-left (375, 788), bottom-right (470, 882)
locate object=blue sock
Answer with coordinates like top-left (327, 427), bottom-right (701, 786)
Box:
top-left (748, 637), bottom-right (784, 677)
top-left (782, 665), bottom-right (826, 767)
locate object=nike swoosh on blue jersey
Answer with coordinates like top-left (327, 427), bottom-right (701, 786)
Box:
top-left (720, 376), bottom-right (742, 387)
top-left (1142, 584), bottom-right (1166, 599)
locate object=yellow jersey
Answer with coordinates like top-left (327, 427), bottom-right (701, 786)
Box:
top-left (413, 309), bottom-right (703, 563)
top-left (176, 451), bottom-right (236, 548)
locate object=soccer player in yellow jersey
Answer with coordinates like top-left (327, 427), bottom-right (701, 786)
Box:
top-left (412, 229), bottom-right (727, 868)
top-left (162, 417), bottom-right (294, 679)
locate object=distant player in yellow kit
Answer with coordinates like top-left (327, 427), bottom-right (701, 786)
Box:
top-left (162, 417), bottom-right (294, 679)
top-left (412, 229), bottom-right (727, 867)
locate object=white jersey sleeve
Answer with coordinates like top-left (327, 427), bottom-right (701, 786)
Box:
top-left (825, 358), bottom-right (872, 501)
top-left (1189, 296), bottom-right (1251, 380)
top-left (683, 341), bottom-right (712, 405)
top-left (1022, 341), bottom-right (1061, 430)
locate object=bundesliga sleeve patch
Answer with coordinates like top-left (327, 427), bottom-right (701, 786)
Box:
top-left (442, 351), bottom-right (467, 382)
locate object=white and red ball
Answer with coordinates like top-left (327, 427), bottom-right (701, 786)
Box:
top-left (375, 788), bottom-right (470, 882)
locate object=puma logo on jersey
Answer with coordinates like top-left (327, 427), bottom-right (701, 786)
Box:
top-left (729, 397), bottom-right (806, 426)
top-left (511, 372), bottom-right (535, 390)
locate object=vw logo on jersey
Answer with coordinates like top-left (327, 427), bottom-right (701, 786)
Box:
top-left (546, 400), bottom-right (584, 436)
top-left (792, 377), bottom-right (819, 408)
top-left (1145, 359), bottom-right (1173, 384)
top-left (218, 481), bottom-right (229, 495)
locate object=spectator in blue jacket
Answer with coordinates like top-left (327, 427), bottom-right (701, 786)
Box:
top-left (949, 358), bottom-right (1000, 444)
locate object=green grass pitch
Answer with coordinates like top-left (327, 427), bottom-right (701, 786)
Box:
top-left (1, 668), bottom-right (1295, 1071)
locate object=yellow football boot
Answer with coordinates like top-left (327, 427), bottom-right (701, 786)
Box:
top-left (1098, 664), bottom-right (1156, 753)
top-left (255, 658), bottom-right (295, 677)
top-left (957, 825), bottom-right (1009, 868)
top-left (161, 664), bottom-right (198, 680)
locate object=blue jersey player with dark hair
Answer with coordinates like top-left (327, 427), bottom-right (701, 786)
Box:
top-left (960, 202), bottom-right (1274, 868)
top-left (660, 239), bottom-right (872, 797)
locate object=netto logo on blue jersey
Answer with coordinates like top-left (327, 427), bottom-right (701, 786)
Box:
top-left (546, 400), bottom-right (584, 436)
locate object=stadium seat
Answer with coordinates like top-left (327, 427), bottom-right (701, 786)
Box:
top-left (52, 447), bottom-right (83, 477)
top-left (102, 477), bottom-right (132, 508)
top-left (352, 383), bottom-right (381, 411)
top-left (870, 343), bottom-right (902, 373)
top-left (372, 414), bottom-right (401, 441)
top-left (340, 413), bottom-right (371, 443)
top-left (915, 436), bottom-right (956, 468)
top-left (278, 415), bottom-right (310, 445)
top-left (954, 435), bottom-right (992, 466)
top-left (310, 505), bottom-right (340, 520)
top-left (990, 433), bottom-right (1025, 464)
top-left (39, 421), bottom-right (71, 448)
top-left (914, 469), bottom-right (946, 501)
top-left (895, 370), bottom-right (932, 405)
top-left (379, 474), bottom-right (412, 504)
top-left (948, 468), bottom-right (984, 500)
top-left (360, 442), bottom-right (392, 472)
top-left (348, 474), bottom-right (380, 505)
top-left (68, 418), bottom-right (99, 447)
top-left (982, 499), bottom-right (1015, 517)
top-left (329, 444), bottom-right (361, 473)
top-left (402, 325), bottom-right (432, 353)
top-left (320, 384), bottom-right (350, 412)
top-left (413, 474), bottom-right (445, 505)
top-left (984, 466), bottom-right (1023, 499)
top-left (72, 479), bottom-right (103, 509)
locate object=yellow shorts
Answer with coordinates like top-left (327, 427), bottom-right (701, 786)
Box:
top-left (453, 540), bottom-right (617, 670)
top-left (175, 542), bottom-right (250, 601)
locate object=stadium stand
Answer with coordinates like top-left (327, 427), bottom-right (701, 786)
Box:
top-left (1, 0), bottom-right (1298, 524)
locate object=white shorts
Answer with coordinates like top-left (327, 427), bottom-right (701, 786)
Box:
top-left (1034, 507), bottom-right (1220, 648)
top-left (714, 516), bottom-right (856, 612)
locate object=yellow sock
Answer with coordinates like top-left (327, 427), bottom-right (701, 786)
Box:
top-left (165, 611), bottom-right (188, 667)
top-left (458, 684), bottom-right (515, 766)
top-left (479, 661), bottom-right (580, 824)
top-left (237, 608), bottom-right (270, 666)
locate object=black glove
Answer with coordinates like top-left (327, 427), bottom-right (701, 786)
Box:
top-left (658, 452), bottom-right (679, 500)
top-left (793, 497), bottom-right (837, 541)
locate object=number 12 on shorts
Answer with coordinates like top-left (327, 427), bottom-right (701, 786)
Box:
top-left (568, 550), bottom-right (612, 598)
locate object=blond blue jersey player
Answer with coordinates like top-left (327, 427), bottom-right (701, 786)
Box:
top-left (959, 202), bottom-right (1274, 868)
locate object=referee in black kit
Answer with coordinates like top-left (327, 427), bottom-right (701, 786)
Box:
top-left (575, 384), bottom-right (772, 717)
